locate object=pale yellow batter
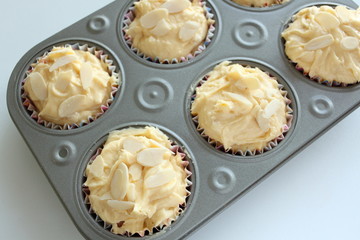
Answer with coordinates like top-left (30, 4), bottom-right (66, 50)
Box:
top-left (282, 6), bottom-right (360, 84)
top-left (191, 61), bottom-right (288, 153)
top-left (23, 47), bottom-right (118, 125)
top-left (85, 127), bottom-right (188, 235)
top-left (232, 0), bottom-right (289, 7)
top-left (126, 0), bottom-right (212, 61)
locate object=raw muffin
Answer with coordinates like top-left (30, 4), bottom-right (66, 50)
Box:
top-left (125, 0), bottom-right (213, 61)
top-left (23, 46), bottom-right (118, 126)
top-left (191, 61), bottom-right (290, 153)
top-left (232, 0), bottom-right (289, 8)
top-left (282, 6), bottom-right (360, 85)
top-left (84, 126), bottom-right (189, 236)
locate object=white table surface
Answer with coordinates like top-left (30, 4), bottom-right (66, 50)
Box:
top-left (1, 1), bottom-right (360, 239)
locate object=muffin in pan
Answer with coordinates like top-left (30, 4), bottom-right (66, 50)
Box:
top-left (83, 126), bottom-right (191, 236)
top-left (22, 44), bottom-right (119, 129)
top-left (232, 0), bottom-right (289, 8)
top-left (124, 0), bottom-right (215, 63)
top-left (191, 61), bottom-right (292, 155)
top-left (282, 5), bottom-right (360, 86)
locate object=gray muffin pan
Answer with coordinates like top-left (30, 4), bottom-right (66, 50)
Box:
top-left (6, 0), bottom-right (360, 239)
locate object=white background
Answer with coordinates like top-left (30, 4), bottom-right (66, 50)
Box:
top-left (1, 1), bottom-right (360, 239)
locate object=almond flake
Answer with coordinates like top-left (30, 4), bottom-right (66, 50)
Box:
top-left (110, 163), bottom-right (129, 200)
top-left (226, 71), bottom-right (241, 81)
top-left (150, 19), bottom-right (171, 37)
top-left (161, 0), bottom-right (191, 14)
top-left (123, 137), bottom-right (146, 154)
top-left (49, 55), bottom-right (77, 72)
top-left (137, 148), bottom-right (167, 167)
top-left (107, 200), bottom-right (134, 211)
top-left (58, 95), bottom-right (88, 117)
top-left (129, 163), bottom-right (142, 181)
top-left (256, 110), bottom-right (270, 132)
top-left (340, 36), bottom-right (359, 50)
top-left (88, 156), bottom-right (105, 178)
top-left (179, 21), bottom-right (200, 41)
top-left (126, 183), bottom-right (136, 202)
top-left (242, 76), bottom-right (260, 90)
top-left (144, 169), bottom-right (175, 188)
top-left (252, 89), bottom-right (265, 98)
top-left (47, 48), bottom-right (75, 59)
top-left (304, 34), bottom-right (334, 51)
top-left (80, 62), bottom-right (93, 90)
top-left (156, 192), bottom-right (184, 208)
top-left (55, 70), bottom-right (72, 92)
top-left (29, 72), bottom-right (48, 100)
top-left (315, 12), bottom-right (340, 30)
top-left (264, 99), bottom-right (282, 118)
top-left (99, 192), bottom-right (112, 200)
top-left (335, 6), bottom-right (350, 23)
top-left (223, 92), bottom-right (253, 112)
top-left (140, 8), bottom-right (168, 29)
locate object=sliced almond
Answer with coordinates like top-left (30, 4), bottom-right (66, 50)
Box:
top-left (140, 8), bottom-right (168, 29)
top-left (148, 139), bottom-right (167, 149)
top-left (28, 72), bottom-right (48, 100)
top-left (340, 36), bottom-right (359, 50)
top-left (47, 48), bottom-right (75, 59)
top-left (263, 99), bottom-right (282, 118)
top-left (256, 110), bottom-right (270, 132)
top-left (80, 62), bottom-right (93, 90)
top-left (144, 169), bottom-right (175, 188)
top-left (179, 21), bottom-right (200, 41)
top-left (298, 51), bottom-right (315, 62)
top-left (150, 19), bottom-right (171, 37)
top-left (315, 12), bottom-right (340, 30)
top-left (123, 137), bottom-right (146, 154)
top-left (99, 192), bottom-right (112, 200)
top-left (58, 95), bottom-right (88, 117)
top-left (55, 70), bottom-right (72, 92)
top-left (252, 89), bottom-right (265, 98)
top-left (88, 156), bottom-right (105, 178)
top-left (126, 183), bottom-right (136, 202)
top-left (156, 192), bottom-right (184, 208)
top-left (107, 200), bottom-right (134, 211)
top-left (242, 76), bottom-right (260, 90)
top-left (304, 34), bottom-right (334, 51)
top-left (129, 163), bottom-right (142, 181)
top-left (161, 0), bottom-right (191, 14)
top-left (137, 148), bottom-right (167, 167)
top-left (226, 71), bottom-right (241, 81)
top-left (49, 55), bottom-right (77, 72)
top-left (110, 163), bottom-right (129, 200)
top-left (335, 6), bottom-right (350, 23)
top-left (223, 92), bottom-right (253, 112)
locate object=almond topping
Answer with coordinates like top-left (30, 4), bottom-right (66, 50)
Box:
top-left (28, 72), bottom-right (48, 100)
top-left (264, 99), bottom-right (282, 118)
top-left (242, 76), bottom-right (260, 90)
top-left (150, 19), bottom-right (171, 37)
top-left (80, 62), bottom-right (93, 90)
top-left (129, 163), bottom-right (142, 181)
top-left (55, 70), bottom-right (72, 92)
top-left (256, 110), bottom-right (270, 132)
top-left (335, 6), bottom-right (350, 23)
top-left (47, 48), bottom-right (75, 59)
top-left (123, 137), bottom-right (146, 154)
top-left (49, 55), bottom-right (77, 72)
top-left (223, 92), bottom-right (253, 112)
top-left (126, 183), bottom-right (136, 202)
top-left (140, 8), bottom-right (168, 29)
top-left (58, 95), bottom-right (88, 117)
top-left (88, 156), bottom-right (105, 178)
top-left (144, 169), bottom-right (175, 188)
top-left (315, 12), bottom-right (340, 30)
top-left (304, 34), bottom-right (334, 51)
top-left (161, 0), bottom-right (191, 14)
top-left (110, 163), bottom-right (129, 200)
top-left (137, 148), bottom-right (168, 167)
top-left (107, 200), bottom-right (134, 211)
top-left (340, 36), bottom-right (359, 51)
top-left (179, 21), bottom-right (200, 41)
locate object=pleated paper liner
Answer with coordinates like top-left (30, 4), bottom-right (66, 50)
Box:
top-left (231, 0), bottom-right (290, 8)
top-left (191, 69), bottom-right (294, 157)
top-left (21, 42), bottom-right (120, 130)
top-left (122, 0), bottom-right (216, 64)
top-left (82, 130), bottom-right (193, 237)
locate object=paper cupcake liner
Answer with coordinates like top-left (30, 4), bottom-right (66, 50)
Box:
top-left (191, 71), bottom-right (293, 156)
top-left (122, 0), bottom-right (216, 64)
top-left (21, 43), bottom-right (120, 130)
top-left (232, 0), bottom-right (289, 8)
top-left (82, 136), bottom-right (193, 237)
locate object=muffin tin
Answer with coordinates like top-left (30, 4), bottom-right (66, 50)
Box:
top-left (6, 0), bottom-right (360, 239)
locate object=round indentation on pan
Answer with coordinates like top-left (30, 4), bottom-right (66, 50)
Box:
top-left (186, 58), bottom-right (298, 159)
top-left (18, 39), bottom-right (123, 134)
top-left (52, 141), bottom-right (77, 165)
top-left (135, 78), bottom-right (174, 111)
top-left (87, 15), bottom-right (110, 33)
top-left (223, 0), bottom-right (291, 11)
top-left (233, 19), bottom-right (268, 48)
top-left (76, 123), bottom-right (196, 238)
top-left (208, 167), bottom-right (236, 194)
top-left (280, 3), bottom-right (360, 88)
top-left (309, 95), bottom-right (334, 118)
top-left (118, 0), bottom-right (218, 68)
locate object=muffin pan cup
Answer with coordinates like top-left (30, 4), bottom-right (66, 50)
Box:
top-left (6, 0), bottom-right (360, 239)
